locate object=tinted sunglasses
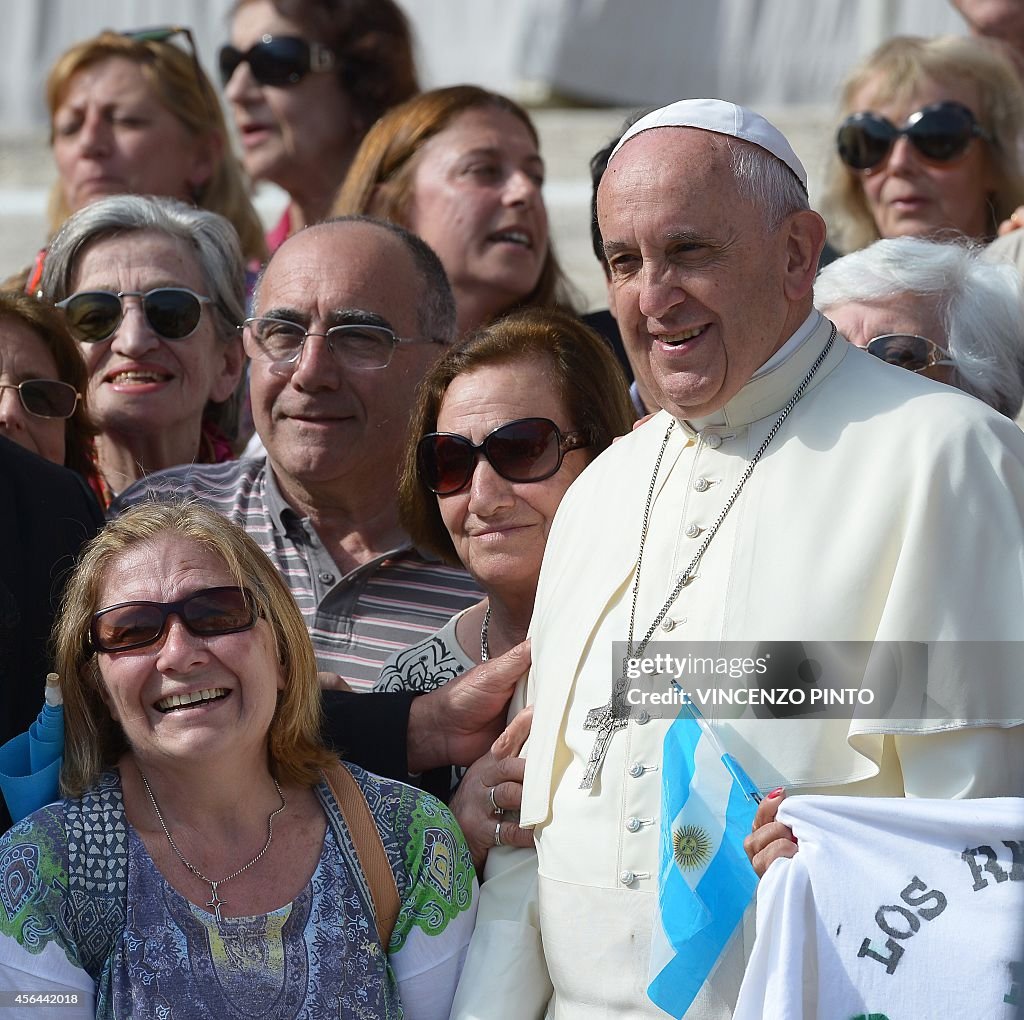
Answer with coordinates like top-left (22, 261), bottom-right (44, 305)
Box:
top-left (56, 288), bottom-right (212, 343)
top-left (836, 101), bottom-right (992, 173)
top-left (865, 334), bottom-right (956, 374)
top-left (218, 35), bottom-right (336, 87)
top-left (122, 25), bottom-right (214, 120)
top-left (90, 586), bottom-right (257, 653)
top-left (0, 379), bottom-right (80, 419)
top-left (418, 417), bottom-right (590, 496)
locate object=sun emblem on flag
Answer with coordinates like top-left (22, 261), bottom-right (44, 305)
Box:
top-left (673, 824), bottom-right (712, 870)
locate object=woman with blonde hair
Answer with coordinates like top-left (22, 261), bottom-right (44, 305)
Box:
top-left (823, 34), bottom-right (1024, 253)
top-left (333, 85), bottom-right (577, 337)
top-left (0, 501), bottom-right (476, 1017)
top-left (19, 27), bottom-right (266, 292)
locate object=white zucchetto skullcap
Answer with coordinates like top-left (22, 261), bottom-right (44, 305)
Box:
top-left (609, 98), bottom-right (808, 192)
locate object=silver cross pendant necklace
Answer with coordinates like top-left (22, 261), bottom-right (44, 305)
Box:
top-left (580, 326), bottom-right (836, 790)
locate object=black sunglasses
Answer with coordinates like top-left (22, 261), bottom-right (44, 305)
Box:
top-left (122, 25), bottom-right (215, 120)
top-left (418, 417), bottom-right (590, 496)
top-left (90, 586), bottom-right (257, 653)
top-left (864, 334), bottom-right (956, 374)
top-left (56, 288), bottom-right (212, 343)
top-left (0, 378), bottom-right (80, 419)
top-left (837, 101), bottom-right (992, 173)
top-left (218, 35), bottom-right (336, 88)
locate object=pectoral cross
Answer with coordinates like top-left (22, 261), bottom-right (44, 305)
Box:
top-left (580, 671), bottom-right (633, 790)
top-left (207, 882), bottom-right (225, 921)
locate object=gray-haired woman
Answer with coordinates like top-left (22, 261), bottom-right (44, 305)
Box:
top-left (39, 194), bottom-right (246, 505)
top-left (815, 235), bottom-right (1024, 419)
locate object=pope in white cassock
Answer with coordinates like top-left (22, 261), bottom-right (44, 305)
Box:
top-left (450, 100), bottom-right (1024, 1019)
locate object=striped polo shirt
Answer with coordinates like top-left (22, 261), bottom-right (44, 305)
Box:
top-left (115, 457), bottom-right (482, 692)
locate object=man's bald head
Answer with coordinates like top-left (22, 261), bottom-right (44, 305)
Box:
top-left (256, 216), bottom-right (457, 345)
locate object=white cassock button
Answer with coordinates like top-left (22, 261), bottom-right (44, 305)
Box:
top-left (661, 617), bottom-right (675, 632)
top-left (693, 477), bottom-right (710, 492)
top-left (635, 710), bottom-right (651, 725)
top-left (705, 433), bottom-right (723, 449)
top-left (628, 762), bottom-right (645, 778)
top-left (685, 522), bottom-right (701, 539)
top-left (626, 816), bottom-right (642, 833)
top-left (619, 870), bottom-right (636, 886)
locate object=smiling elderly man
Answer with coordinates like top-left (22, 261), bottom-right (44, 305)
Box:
top-left (118, 216), bottom-right (480, 691)
top-left (452, 100), bottom-right (1024, 1019)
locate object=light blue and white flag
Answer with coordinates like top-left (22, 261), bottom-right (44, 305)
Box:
top-left (647, 701), bottom-right (760, 1017)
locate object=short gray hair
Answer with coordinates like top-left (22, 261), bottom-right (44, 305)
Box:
top-left (815, 236), bottom-right (1024, 416)
top-left (254, 215), bottom-right (457, 345)
top-left (39, 194), bottom-right (246, 340)
top-left (724, 135), bottom-right (810, 231)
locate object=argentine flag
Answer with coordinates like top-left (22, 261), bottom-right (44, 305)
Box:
top-left (647, 704), bottom-right (760, 1017)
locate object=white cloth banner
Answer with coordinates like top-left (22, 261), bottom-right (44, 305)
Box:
top-left (735, 796), bottom-right (1024, 1020)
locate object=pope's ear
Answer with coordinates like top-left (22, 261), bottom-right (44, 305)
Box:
top-left (781, 209), bottom-right (826, 302)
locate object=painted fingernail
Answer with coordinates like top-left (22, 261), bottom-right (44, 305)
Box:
top-left (791, 836), bottom-right (799, 845)
top-left (768, 787), bottom-right (784, 799)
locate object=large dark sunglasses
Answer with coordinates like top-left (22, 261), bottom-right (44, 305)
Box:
top-left (218, 35), bottom-right (336, 87)
top-left (418, 417), bottom-right (590, 496)
top-left (836, 101), bottom-right (992, 173)
top-left (56, 288), bottom-right (212, 343)
top-left (865, 334), bottom-right (956, 374)
top-left (90, 586), bottom-right (257, 653)
top-left (0, 379), bottom-right (80, 419)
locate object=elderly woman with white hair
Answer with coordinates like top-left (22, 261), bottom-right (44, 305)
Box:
top-left (815, 235), bottom-right (1024, 419)
top-left (39, 195), bottom-right (247, 505)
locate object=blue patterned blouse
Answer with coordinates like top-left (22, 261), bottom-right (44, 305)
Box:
top-left (0, 767), bottom-right (477, 1019)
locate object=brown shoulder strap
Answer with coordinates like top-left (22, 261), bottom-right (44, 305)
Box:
top-left (323, 761), bottom-right (401, 949)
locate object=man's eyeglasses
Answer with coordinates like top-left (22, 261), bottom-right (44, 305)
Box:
top-left (242, 317), bottom-right (439, 374)
top-left (836, 101), bottom-right (992, 174)
top-left (417, 417), bottom-right (591, 496)
top-left (90, 586), bottom-right (258, 653)
top-left (0, 379), bottom-right (81, 419)
top-left (865, 334), bottom-right (956, 374)
top-left (218, 36), bottom-right (336, 88)
top-left (57, 288), bottom-right (213, 343)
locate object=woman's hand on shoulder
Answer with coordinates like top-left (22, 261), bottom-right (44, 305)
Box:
top-left (743, 787), bottom-right (798, 879)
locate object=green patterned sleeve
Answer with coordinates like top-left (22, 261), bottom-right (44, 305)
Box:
top-left (387, 789), bottom-right (479, 1020)
top-left (0, 807), bottom-right (93, 1004)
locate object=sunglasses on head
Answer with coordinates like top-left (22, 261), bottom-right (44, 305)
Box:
top-left (865, 334), bottom-right (956, 374)
top-left (0, 378), bottom-right (80, 419)
top-left (122, 25), bottom-right (215, 120)
top-left (417, 417), bottom-right (590, 496)
top-left (218, 35), bottom-right (336, 88)
top-left (836, 101), bottom-right (992, 173)
top-left (56, 288), bottom-right (212, 343)
top-left (90, 586), bottom-right (258, 653)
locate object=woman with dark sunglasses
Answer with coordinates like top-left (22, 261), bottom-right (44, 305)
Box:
top-left (38, 195), bottom-right (246, 506)
top-left (8, 27), bottom-right (267, 295)
top-left (375, 310), bottom-right (632, 859)
top-left (0, 501), bottom-right (477, 1017)
top-left (222, 0), bottom-right (417, 253)
top-left (815, 235), bottom-right (1024, 419)
top-left (0, 291), bottom-right (98, 487)
top-left (823, 35), bottom-right (1024, 254)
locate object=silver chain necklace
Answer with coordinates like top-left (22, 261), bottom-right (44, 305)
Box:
top-left (139, 766), bottom-right (286, 921)
top-left (580, 325), bottom-right (836, 789)
top-left (480, 603), bottom-right (492, 662)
